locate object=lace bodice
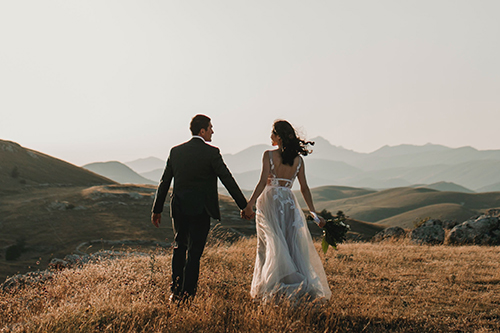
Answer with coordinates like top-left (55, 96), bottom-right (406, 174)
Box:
top-left (267, 151), bottom-right (302, 188)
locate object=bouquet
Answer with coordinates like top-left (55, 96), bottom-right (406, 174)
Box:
top-left (312, 210), bottom-right (350, 253)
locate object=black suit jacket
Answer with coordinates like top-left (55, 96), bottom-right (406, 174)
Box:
top-left (152, 138), bottom-right (247, 220)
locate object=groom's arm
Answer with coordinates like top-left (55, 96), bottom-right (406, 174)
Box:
top-left (152, 153), bottom-right (174, 214)
top-left (211, 149), bottom-right (247, 210)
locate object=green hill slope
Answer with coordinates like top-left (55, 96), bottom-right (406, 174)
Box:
top-left (0, 140), bottom-right (114, 195)
top-left (376, 203), bottom-right (476, 228)
top-left (314, 187), bottom-right (500, 225)
top-left (294, 185), bottom-right (375, 208)
top-left (83, 161), bottom-right (156, 185)
top-left (413, 182), bottom-right (474, 193)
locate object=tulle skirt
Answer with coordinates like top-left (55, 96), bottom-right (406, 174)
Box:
top-left (250, 185), bottom-right (331, 302)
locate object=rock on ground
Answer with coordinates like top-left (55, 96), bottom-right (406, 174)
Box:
top-left (448, 215), bottom-right (500, 245)
top-left (372, 226), bottom-right (406, 242)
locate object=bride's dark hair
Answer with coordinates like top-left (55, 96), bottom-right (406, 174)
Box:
top-left (273, 120), bottom-right (314, 166)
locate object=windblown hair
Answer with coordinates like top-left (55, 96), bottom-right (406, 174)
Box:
top-left (190, 114), bottom-right (211, 136)
top-left (273, 120), bottom-right (314, 166)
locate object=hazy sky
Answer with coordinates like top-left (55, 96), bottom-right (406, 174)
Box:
top-left (1, 1), bottom-right (499, 166)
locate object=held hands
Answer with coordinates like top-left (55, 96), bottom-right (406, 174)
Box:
top-left (241, 204), bottom-right (255, 220)
top-left (151, 213), bottom-right (161, 228)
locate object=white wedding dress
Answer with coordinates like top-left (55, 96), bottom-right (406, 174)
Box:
top-left (250, 153), bottom-right (332, 302)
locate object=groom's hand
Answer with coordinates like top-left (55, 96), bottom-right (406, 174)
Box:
top-left (152, 213), bottom-right (162, 228)
top-left (241, 205), bottom-right (255, 220)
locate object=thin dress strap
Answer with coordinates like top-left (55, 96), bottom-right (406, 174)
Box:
top-left (292, 157), bottom-right (302, 180)
top-left (269, 151), bottom-right (276, 177)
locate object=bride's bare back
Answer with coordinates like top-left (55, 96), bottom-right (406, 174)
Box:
top-left (267, 150), bottom-right (302, 186)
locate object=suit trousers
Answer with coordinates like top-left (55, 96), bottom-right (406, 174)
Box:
top-left (171, 209), bottom-right (211, 297)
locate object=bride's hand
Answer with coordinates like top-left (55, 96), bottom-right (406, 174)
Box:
top-left (242, 205), bottom-right (255, 220)
top-left (318, 216), bottom-right (326, 228)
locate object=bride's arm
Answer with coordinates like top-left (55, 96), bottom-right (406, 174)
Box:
top-left (297, 158), bottom-right (326, 227)
top-left (242, 151), bottom-right (271, 217)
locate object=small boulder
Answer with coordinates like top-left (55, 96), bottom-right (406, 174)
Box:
top-left (47, 201), bottom-right (74, 211)
top-left (421, 219), bottom-right (443, 227)
top-left (448, 215), bottom-right (500, 245)
top-left (49, 258), bottom-right (69, 270)
top-left (411, 223), bottom-right (445, 245)
top-left (372, 226), bottom-right (406, 242)
top-left (442, 220), bottom-right (459, 230)
top-left (128, 192), bottom-right (143, 200)
top-left (485, 209), bottom-right (500, 218)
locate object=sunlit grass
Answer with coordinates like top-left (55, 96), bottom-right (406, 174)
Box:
top-left (2, 238), bottom-right (500, 332)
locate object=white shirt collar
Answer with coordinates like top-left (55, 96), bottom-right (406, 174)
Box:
top-left (192, 135), bottom-right (206, 143)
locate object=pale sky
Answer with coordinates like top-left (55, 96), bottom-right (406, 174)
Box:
top-left (1, 1), bottom-right (499, 166)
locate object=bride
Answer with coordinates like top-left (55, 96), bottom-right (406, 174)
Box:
top-left (242, 120), bottom-right (332, 302)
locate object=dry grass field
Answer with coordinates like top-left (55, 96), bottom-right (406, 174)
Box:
top-left (2, 238), bottom-right (500, 332)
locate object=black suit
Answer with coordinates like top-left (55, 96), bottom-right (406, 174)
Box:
top-left (152, 137), bottom-right (247, 297)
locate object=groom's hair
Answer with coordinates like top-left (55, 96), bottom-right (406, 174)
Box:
top-left (190, 114), bottom-right (211, 135)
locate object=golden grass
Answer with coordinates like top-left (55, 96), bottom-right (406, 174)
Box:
top-left (2, 238), bottom-right (500, 332)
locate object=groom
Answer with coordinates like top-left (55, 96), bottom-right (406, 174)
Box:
top-left (151, 114), bottom-right (251, 301)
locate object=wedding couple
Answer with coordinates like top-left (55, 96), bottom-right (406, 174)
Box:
top-left (151, 114), bottom-right (332, 303)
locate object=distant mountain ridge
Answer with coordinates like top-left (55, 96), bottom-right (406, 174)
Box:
top-left (83, 161), bottom-right (156, 185)
top-left (124, 157), bottom-right (164, 174)
top-left (98, 138), bottom-right (500, 191)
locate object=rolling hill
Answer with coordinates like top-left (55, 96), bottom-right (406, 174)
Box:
top-left (313, 186), bottom-right (500, 227)
top-left (124, 157), bottom-right (165, 174)
top-left (140, 169), bottom-right (163, 183)
top-left (478, 182), bottom-right (500, 193)
top-left (413, 181), bottom-right (474, 193)
top-left (294, 185), bottom-right (376, 208)
top-left (0, 140), bottom-right (114, 195)
top-left (83, 161), bottom-right (156, 185)
top-left (376, 203), bottom-right (476, 228)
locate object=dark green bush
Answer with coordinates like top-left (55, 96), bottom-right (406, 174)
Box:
top-left (11, 166), bottom-right (19, 179)
top-left (5, 238), bottom-right (26, 261)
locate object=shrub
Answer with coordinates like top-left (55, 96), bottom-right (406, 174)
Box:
top-left (5, 245), bottom-right (23, 261)
top-left (5, 238), bottom-right (26, 261)
top-left (11, 166), bottom-right (19, 179)
top-left (413, 217), bottom-right (431, 229)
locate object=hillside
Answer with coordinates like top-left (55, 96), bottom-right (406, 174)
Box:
top-left (0, 140), bottom-right (114, 195)
top-left (376, 203), bottom-right (476, 228)
top-left (0, 183), bottom-right (262, 280)
top-left (413, 181), bottom-right (474, 193)
top-left (124, 156), bottom-right (165, 174)
top-left (223, 144), bottom-right (272, 174)
top-left (294, 185), bottom-right (376, 207)
top-left (140, 168), bottom-right (163, 183)
top-left (478, 182), bottom-right (500, 193)
top-left (83, 161), bottom-right (156, 185)
top-left (314, 186), bottom-right (500, 225)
